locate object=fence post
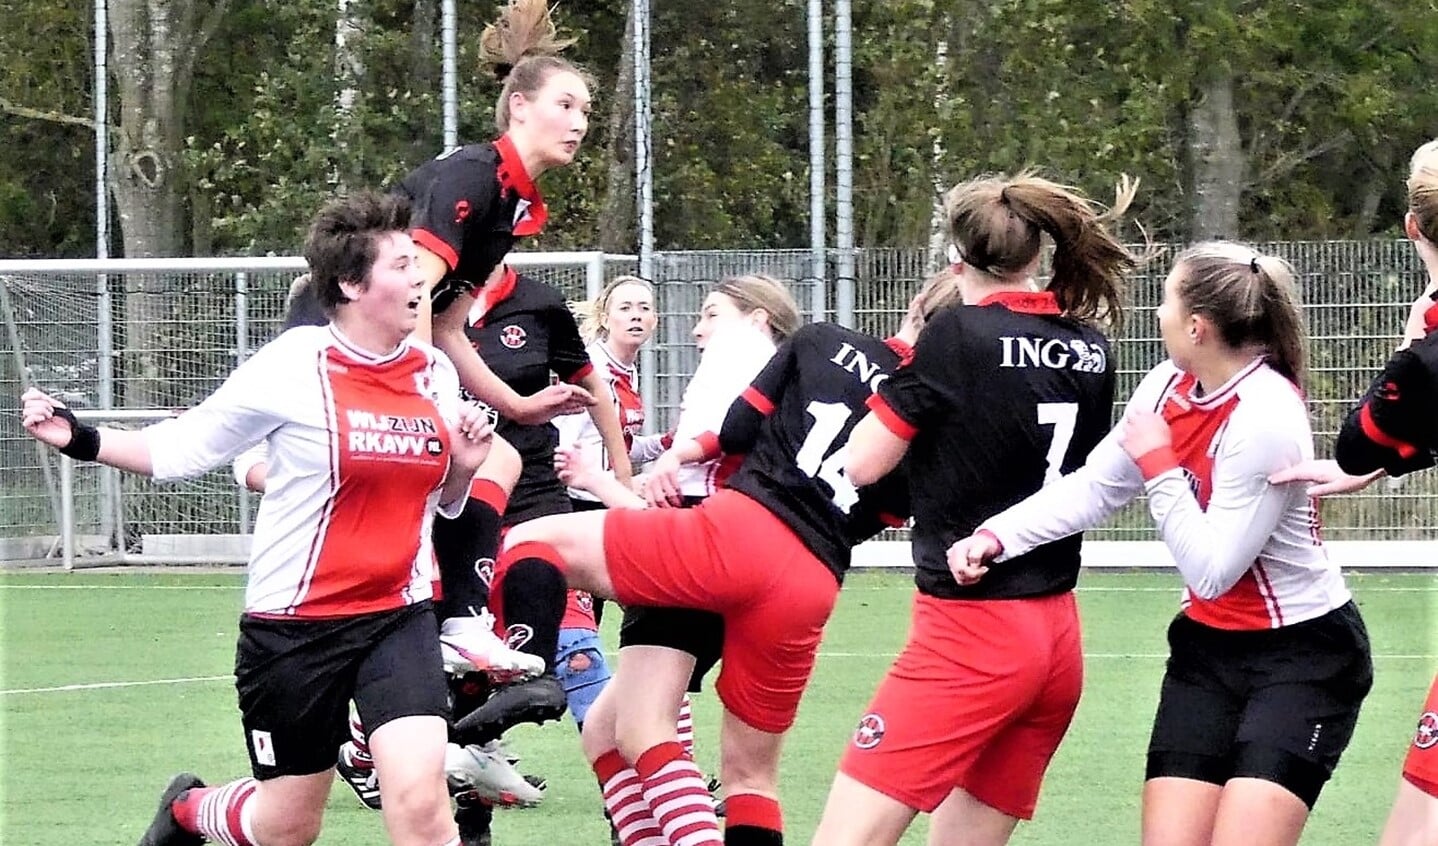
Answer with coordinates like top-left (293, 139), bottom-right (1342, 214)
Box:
top-left (61, 455), bottom-right (74, 570)
top-left (236, 271), bottom-right (252, 535)
top-left (586, 252), bottom-right (604, 301)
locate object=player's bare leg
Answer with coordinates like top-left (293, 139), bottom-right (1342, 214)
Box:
top-left (926, 787), bottom-right (1019, 846)
top-left (718, 708), bottom-right (790, 844)
top-left (1206, 779), bottom-right (1309, 846)
top-left (808, 772), bottom-right (916, 846)
top-left (368, 715), bottom-right (459, 846)
top-left (1140, 778), bottom-right (1222, 846)
top-left (1378, 779), bottom-right (1438, 846)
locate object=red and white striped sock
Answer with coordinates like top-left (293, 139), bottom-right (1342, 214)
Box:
top-left (635, 741), bottom-right (722, 846)
top-left (676, 694), bottom-right (695, 759)
top-left (348, 712), bottom-right (373, 765)
top-left (593, 750), bottom-right (667, 846)
top-left (171, 778), bottom-right (258, 846)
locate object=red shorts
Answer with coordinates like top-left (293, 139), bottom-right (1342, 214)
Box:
top-left (603, 488), bottom-right (839, 733)
top-left (1402, 674), bottom-right (1438, 797)
top-left (839, 591), bottom-right (1083, 819)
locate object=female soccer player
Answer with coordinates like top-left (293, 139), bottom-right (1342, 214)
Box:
top-left (24, 193), bottom-right (493, 846)
top-left (809, 173), bottom-right (1136, 846)
top-left (398, 0), bottom-right (594, 427)
top-left (1265, 139), bottom-right (1438, 846)
top-left (555, 276), bottom-right (665, 515)
top-left (950, 241), bottom-right (1373, 846)
top-left (466, 274), bottom-right (802, 744)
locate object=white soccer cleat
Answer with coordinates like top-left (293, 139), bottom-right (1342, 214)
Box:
top-left (445, 742), bottom-right (546, 808)
top-left (439, 615), bottom-right (546, 681)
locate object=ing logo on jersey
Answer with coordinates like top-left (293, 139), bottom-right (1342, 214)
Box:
top-left (852, 713), bottom-right (886, 750)
top-left (454, 199), bottom-right (471, 224)
top-left (1415, 711), bottom-right (1438, 750)
top-left (500, 325), bottom-right (528, 349)
top-left (575, 591), bottom-right (594, 612)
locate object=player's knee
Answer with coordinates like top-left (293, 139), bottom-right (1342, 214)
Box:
top-left (720, 736), bottom-right (782, 794)
top-left (257, 816), bottom-right (324, 846)
top-left (377, 777), bottom-right (452, 843)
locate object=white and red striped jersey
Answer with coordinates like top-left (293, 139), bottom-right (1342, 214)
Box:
top-left (146, 325), bottom-right (464, 618)
top-left (553, 340), bottom-right (664, 502)
top-left (984, 358), bottom-right (1350, 630)
top-left (672, 322), bottom-right (778, 498)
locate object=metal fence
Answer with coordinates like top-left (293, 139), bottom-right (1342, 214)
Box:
top-left (2, 243), bottom-right (1435, 563)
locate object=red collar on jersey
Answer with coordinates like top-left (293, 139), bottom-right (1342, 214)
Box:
top-left (976, 290), bottom-right (1061, 315)
top-left (470, 265), bottom-right (520, 325)
top-left (493, 134), bottom-right (549, 236)
top-left (883, 336), bottom-right (914, 364)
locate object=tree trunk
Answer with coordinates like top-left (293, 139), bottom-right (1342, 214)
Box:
top-left (597, 3), bottom-right (636, 254)
top-left (1187, 71), bottom-right (1245, 239)
top-left (108, 0), bottom-right (228, 407)
top-left (334, 0), bottom-right (364, 190)
top-left (926, 33), bottom-right (949, 274)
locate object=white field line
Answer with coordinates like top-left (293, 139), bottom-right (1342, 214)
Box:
top-left (5, 653), bottom-right (1434, 696)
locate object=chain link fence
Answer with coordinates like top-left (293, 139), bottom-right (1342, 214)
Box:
top-left (2, 243), bottom-right (1433, 563)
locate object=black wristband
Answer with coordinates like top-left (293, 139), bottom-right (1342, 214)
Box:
top-left (50, 405), bottom-right (102, 462)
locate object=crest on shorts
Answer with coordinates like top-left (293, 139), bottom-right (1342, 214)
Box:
top-left (505, 623), bottom-right (534, 651)
top-left (474, 558), bottom-right (495, 588)
top-left (576, 591), bottom-right (594, 612)
top-left (853, 713), bottom-right (886, 750)
top-left (500, 325), bottom-right (527, 349)
top-left (1415, 711), bottom-right (1438, 750)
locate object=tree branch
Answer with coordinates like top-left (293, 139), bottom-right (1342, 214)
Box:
top-left (1249, 130), bottom-right (1353, 188)
top-left (0, 98), bottom-right (118, 136)
top-left (175, 0), bottom-right (232, 110)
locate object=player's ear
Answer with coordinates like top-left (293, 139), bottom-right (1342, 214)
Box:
top-left (747, 307), bottom-right (772, 332)
top-left (337, 275), bottom-right (367, 303)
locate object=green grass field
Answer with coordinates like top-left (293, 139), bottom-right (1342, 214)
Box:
top-left (1, 569), bottom-right (1433, 845)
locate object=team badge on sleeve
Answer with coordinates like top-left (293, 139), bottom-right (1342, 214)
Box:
top-left (1415, 711), bottom-right (1438, 750)
top-left (500, 325), bottom-right (528, 349)
top-left (853, 713), bottom-right (886, 750)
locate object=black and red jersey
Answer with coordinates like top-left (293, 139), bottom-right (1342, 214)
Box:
top-left (1335, 330), bottom-right (1438, 477)
top-left (718, 322), bottom-right (912, 582)
top-left (394, 135), bottom-right (547, 310)
top-left (871, 291), bottom-right (1115, 600)
top-left (460, 268), bottom-right (593, 526)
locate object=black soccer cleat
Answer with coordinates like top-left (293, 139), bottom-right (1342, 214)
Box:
top-left (335, 746), bottom-right (383, 810)
top-left (136, 773), bottom-right (206, 846)
top-left (453, 674), bottom-right (567, 743)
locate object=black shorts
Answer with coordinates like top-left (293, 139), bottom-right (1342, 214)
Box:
top-left (619, 605), bottom-right (725, 693)
top-left (1146, 602), bottom-right (1374, 807)
top-left (234, 601), bottom-right (449, 780)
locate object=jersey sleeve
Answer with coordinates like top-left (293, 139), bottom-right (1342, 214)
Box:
top-left (407, 158), bottom-right (497, 272)
top-left (718, 335), bottom-right (798, 455)
top-left (144, 337), bottom-right (296, 481)
top-left (546, 301), bottom-right (594, 384)
top-left (981, 364), bottom-right (1171, 559)
top-left (1335, 344), bottom-right (1438, 477)
top-left (1143, 408), bottom-right (1304, 600)
top-left (870, 310), bottom-right (959, 439)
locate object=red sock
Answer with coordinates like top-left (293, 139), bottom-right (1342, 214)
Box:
top-left (724, 793), bottom-right (783, 845)
top-left (635, 741), bottom-right (722, 846)
top-left (676, 694), bottom-right (695, 759)
top-left (593, 750), bottom-right (667, 846)
top-left (172, 778), bottom-right (258, 846)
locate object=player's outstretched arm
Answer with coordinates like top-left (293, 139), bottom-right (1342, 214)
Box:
top-left (21, 388), bottom-right (154, 475)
